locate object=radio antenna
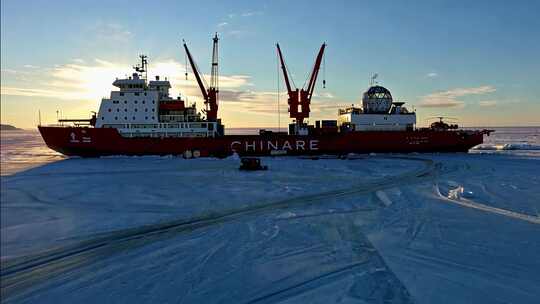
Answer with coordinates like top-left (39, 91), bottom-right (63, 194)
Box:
top-left (370, 73), bottom-right (378, 86)
top-left (134, 55), bottom-right (148, 79)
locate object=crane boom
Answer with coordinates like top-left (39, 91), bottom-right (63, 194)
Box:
top-left (183, 40), bottom-right (208, 101)
top-left (210, 33), bottom-right (219, 91)
top-left (276, 42), bottom-right (326, 125)
top-left (206, 34), bottom-right (219, 121)
top-left (182, 35), bottom-right (219, 121)
top-left (276, 43), bottom-right (293, 94)
top-left (305, 43), bottom-right (326, 99)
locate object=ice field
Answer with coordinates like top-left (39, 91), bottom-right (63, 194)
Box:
top-left (1, 129), bottom-right (540, 303)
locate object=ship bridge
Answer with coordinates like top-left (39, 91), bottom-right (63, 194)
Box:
top-left (112, 73), bottom-right (145, 88)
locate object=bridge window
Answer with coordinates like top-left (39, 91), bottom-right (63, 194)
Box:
top-left (117, 109), bottom-right (119, 112)
top-left (115, 116), bottom-right (118, 120)
top-left (135, 93), bottom-right (140, 96)
top-left (133, 116), bottom-right (136, 120)
top-left (124, 117), bottom-right (127, 120)
top-left (134, 100), bottom-right (138, 104)
top-left (120, 93), bottom-right (124, 96)
top-left (124, 100), bottom-right (127, 104)
top-left (135, 109), bottom-right (138, 112)
top-left (108, 109), bottom-right (111, 112)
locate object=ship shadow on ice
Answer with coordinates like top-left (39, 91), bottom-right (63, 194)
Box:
top-left (3, 155), bottom-right (234, 179)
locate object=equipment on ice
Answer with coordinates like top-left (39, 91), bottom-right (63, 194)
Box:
top-left (239, 158), bottom-right (268, 171)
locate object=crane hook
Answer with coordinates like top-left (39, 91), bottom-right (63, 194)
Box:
top-left (322, 50), bottom-right (326, 89)
top-left (184, 52), bottom-right (188, 80)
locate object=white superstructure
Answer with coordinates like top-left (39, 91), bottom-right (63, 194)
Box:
top-left (96, 73), bottom-right (160, 127)
top-left (94, 56), bottom-right (221, 138)
top-left (338, 85), bottom-right (416, 131)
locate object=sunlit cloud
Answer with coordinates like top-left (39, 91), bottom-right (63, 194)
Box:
top-left (314, 92), bottom-right (335, 99)
top-left (1, 59), bottom-right (255, 101)
top-left (1, 87), bottom-right (61, 98)
top-left (419, 85), bottom-right (496, 108)
top-left (241, 11), bottom-right (263, 17)
top-left (89, 22), bottom-right (132, 43)
top-left (426, 72), bottom-right (438, 78)
top-left (1, 58), bottom-right (279, 118)
top-left (1, 69), bottom-right (19, 74)
top-left (2, 57), bottom-right (341, 125)
top-left (220, 10), bottom-right (263, 39)
top-left (217, 89), bottom-right (344, 118)
top-left (226, 30), bottom-right (248, 38)
top-left (479, 100), bottom-right (497, 107)
top-left (220, 90), bottom-right (283, 115)
top-left (228, 11), bottom-right (264, 18)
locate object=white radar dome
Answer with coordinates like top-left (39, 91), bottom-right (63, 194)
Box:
top-left (362, 86), bottom-right (393, 114)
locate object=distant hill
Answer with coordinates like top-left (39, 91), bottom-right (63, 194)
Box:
top-left (0, 124), bottom-right (22, 130)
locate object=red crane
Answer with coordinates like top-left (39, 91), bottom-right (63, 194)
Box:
top-left (183, 34), bottom-right (219, 121)
top-left (277, 43), bottom-right (326, 125)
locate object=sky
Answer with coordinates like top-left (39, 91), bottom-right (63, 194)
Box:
top-left (1, 0), bottom-right (539, 129)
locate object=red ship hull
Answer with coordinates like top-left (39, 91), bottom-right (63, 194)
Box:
top-left (38, 126), bottom-right (489, 157)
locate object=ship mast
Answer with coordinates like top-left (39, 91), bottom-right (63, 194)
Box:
top-left (134, 54), bottom-right (148, 79)
top-left (183, 34), bottom-right (219, 121)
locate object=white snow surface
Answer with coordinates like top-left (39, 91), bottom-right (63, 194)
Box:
top-left (473, 143), bottom-right (540, 151)
top-left (1, 129), bottom-right (540, 303)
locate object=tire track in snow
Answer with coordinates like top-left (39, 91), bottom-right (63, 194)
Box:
top-left (442, 195), bottom-right (540, 225)
top-left (1, 156), bottom-right (435, 300)
top-left (244, 217), bottom-right (413, 304)
top-left (433, 158), bottom-right (540, 225)
top-left (5, 161), bottom-right (235, 181)
top-left (246, 261), bottom-right (370, 304)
